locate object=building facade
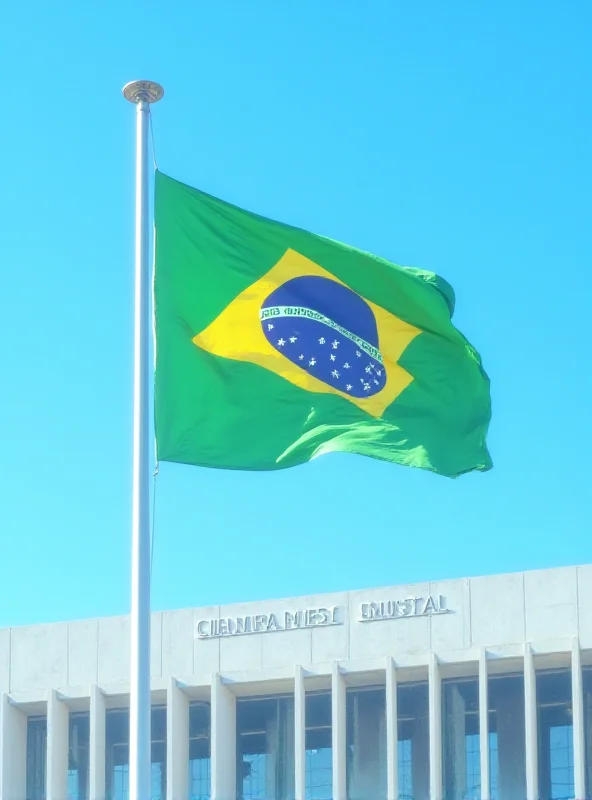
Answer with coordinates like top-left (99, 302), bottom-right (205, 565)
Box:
top-left (1, 564), bottom-right (592, 800)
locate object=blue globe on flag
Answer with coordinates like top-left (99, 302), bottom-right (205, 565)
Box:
top-left (260, 275), bottom-right (386, 398)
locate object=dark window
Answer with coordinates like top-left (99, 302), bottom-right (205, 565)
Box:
top-left (237, 696), bottom-right (294, 800)
top-left (488, 673), bottom-right (526, 800)
top-left (105, 707), bottom-right (166, 800)
top-left (537, 669), bottom-right (574, 800)
top-left (26, 717), bottom-right (47, 800)
top-left (68, 712), bottom-right (90, 800)
top-left (346, 687), bottom-right (386, 800)
top-left (306, 692), bottom-right (332, 800)
top-left (397, 682), bottom-right (429, 800)
top-left (442, 678), bottom-right (480, 800)
top-left (189, 702), bottom-right (210, 800)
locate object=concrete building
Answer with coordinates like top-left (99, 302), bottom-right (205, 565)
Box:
top-left (1, 564), bottom-right (592, 800)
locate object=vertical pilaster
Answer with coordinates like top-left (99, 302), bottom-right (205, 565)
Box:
top-left (572, 639), bottom-right (586, 800)
top-left (479, 649), bottom-right (490, 800)
top-left (295, 666), bottom-right (306, 800)
top-left (47, 689), bottom-right (69, 800)
top-left (386, 657), bottom-right (398, 800)
top-left (167, 678), bottom-right (189, 800)
top-left (211, 673), bottom-right (236, 800)
top-left (429, 653), bottom-right (442, 800)
top-left (89, 685), bottom-right (106, 800)
top-left (332, 663), bottom-right (346, 800)
top-left (524, 643), bottom-right (538, 800)
top-left (0, 694), bottom-right (27, 800)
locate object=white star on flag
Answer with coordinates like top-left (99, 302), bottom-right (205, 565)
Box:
top-left (365, 366), bottom-right (372, 373)
top-left (268, 323), bottom-right (274, 330)
top-left (309, 358), bottom-right (316, 366)
top-left (277, 338), bottom-right (285, 346)
top-left (332, 340), bottom-right (339, 349)
top-left (289, 336), bottom-right (297, 343)
top-left (363, 382), bottom-right (371, 391)
top-left (344, 363), bottom-right (350, 369)
top-left (298, 354), bottom-right (304, 360)
top-left (331, 370), bottom-right (339, 378)
top-left (318, 337), bottom-right (325, 344)
top-left (356, 351), bottom-right (362, 358)
top-left (346, 384), bottom-right (352, 391)
top-left (330, 354), bottom-right (336, 361)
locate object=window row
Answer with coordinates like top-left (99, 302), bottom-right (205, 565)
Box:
top-left (24, 667), bottom-right (592, 800)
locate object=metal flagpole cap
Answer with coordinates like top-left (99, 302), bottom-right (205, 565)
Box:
top-left (122, 80), bottom-right (164, 104)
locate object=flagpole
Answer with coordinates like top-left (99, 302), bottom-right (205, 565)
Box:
top-left (123, 79), bottom-right (163, 800)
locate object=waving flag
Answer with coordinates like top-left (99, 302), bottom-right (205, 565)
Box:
top-left (154, 171), bottom-right (491, 477)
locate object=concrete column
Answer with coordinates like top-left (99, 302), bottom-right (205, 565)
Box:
top-left (429, 653), bottom-right (443, 800)
top-left (47, 690), bottom-right (69, 800)
top-left (572, 639), bottom-right (586, 800)
top-left (211, 673), bottom-right (236, 800)
top-left (294, 665), bottom-right (306, 800)
top-left (332, 663), bottom-right (346, 800)
top-left (524, 644), bottom-right (538, 800)
top-left (167, 678), bottom-right (189, 800)
top-left (386, 657), bottom-right (398, 800)
top-left (0, 694), bottom-right (27, 800)
top-left (479, 649), bottom-right (490, 800)
top-left (89, 684), bottom-right (106, 800)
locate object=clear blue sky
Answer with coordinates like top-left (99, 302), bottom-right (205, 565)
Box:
top-left (1, 1), bottom-right (590, 628)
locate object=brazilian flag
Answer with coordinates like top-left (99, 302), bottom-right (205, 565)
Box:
top-left (154, 171), bottom-right (492, 477)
